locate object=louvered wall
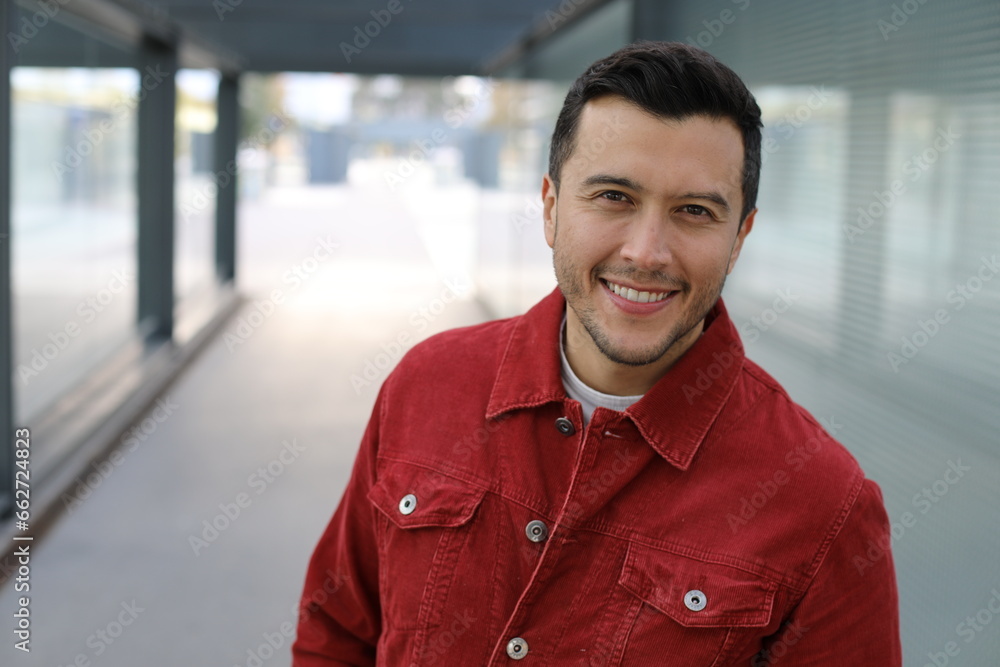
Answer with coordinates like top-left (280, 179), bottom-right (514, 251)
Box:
top-left (489, 1), bottom-right (1000, 663)
top-left (678, 1), bottom-right (1000, 663)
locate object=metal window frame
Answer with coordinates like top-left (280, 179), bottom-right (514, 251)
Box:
top-left (0, 1), bottom-right (14, 517)
top-left (0, 0), bottom-right (241, 517)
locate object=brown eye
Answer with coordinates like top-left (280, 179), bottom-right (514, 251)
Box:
top-left (601, 191), bottom-right (628, 202)
top-left (682, 204), bottom-right (711, 217)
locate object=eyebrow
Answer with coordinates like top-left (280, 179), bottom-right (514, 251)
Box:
top-left (680, 191), bottom-right (731, 214)
top-left (581, 174), bottom-right (733, 214)
top-left (581, 174), bottom-right (646, 193)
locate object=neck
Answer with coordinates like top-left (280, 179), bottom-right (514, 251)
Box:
top-left (563, 312), bottom-right (703, 396)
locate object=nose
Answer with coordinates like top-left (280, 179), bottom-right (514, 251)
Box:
top-left (619, 209), bottom-right (673, 270)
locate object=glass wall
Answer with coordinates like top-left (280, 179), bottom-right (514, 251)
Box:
top-left (175, 68), bottom-right (220, 305)
top-left (485, 1), bottom-right (1000, 663)
top-left (10, 11), bottom-right (140, 422)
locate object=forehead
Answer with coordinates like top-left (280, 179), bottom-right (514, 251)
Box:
top-left (568, 96), bottom-right (745, 200)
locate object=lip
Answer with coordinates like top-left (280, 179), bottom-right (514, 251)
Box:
top-left (600, 278), bottom-right (678, 315)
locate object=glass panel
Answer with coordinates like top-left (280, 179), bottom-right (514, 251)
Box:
top-left (729, 85), bottom-right (850, 352)
top-left (11, 66), bottom-right (139, 421)
top-left (175, 68), bottom-right (220, 303)
top-left (10, 8), bottom-right (141, 423)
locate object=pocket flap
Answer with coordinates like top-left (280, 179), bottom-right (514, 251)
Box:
top-left (368, 462), bottom-right (486, 529)
top-left (619, 543), bottom-right (776, 628)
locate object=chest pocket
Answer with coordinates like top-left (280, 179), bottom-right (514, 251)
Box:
top-left (615, 542), bottom-right (777, 666)
top-left (367, 460), bottom-right (486, 632)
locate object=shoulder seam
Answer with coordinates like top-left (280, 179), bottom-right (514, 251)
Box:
top-left (800, 468), bottom-right (867, 589)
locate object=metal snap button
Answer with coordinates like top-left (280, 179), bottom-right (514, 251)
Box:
top-left (524, 520), bottom-right (548, 543)
top-left (506, 636), bottom-right (528, 660)
top-left (398, 493), bottom-right (417, 515)
top-left (554, 417), bottom-right (575, 436)
top-left (684, 589), bottom-right (707, 612)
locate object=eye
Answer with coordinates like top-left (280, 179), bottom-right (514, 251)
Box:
top-left (681, 204), bottom-right (713, 218)
top-left (599, 190), bottom-right (630, 203)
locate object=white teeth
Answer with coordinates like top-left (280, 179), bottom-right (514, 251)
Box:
top-left (605, 280), bottom-right (672, 303)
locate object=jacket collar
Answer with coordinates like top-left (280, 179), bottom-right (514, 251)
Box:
top-left (486, 288), bottom-right (744, 471)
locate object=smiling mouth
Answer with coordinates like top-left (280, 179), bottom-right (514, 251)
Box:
top-left (601, 279), bottom-right (676, 304)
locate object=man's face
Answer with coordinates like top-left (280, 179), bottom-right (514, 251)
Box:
top-left (542, 95), bottom-right (755, 370)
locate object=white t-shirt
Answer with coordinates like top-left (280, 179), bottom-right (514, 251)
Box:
top-left (559, 317), bottom-right (643, 427)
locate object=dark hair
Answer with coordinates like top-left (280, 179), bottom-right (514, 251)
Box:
top-left (548, 41), bottom-right (762, 222)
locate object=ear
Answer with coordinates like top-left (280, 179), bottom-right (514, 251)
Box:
top-left (726, 207), bottom-right (756, 275)
top-left (542, 173), bottom-right (558, 249)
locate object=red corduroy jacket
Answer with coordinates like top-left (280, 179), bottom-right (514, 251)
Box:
top-left (293, 288), bottom-right (901, 666)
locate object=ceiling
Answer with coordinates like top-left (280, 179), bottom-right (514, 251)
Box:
top-left (146, 0), bottom-right (576, 75)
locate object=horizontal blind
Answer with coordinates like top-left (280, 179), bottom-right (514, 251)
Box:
top-left (661, 1), bottom-right (1000, 663)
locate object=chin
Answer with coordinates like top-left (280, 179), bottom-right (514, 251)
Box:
top-left (590, 326), bottom-right (680, 367)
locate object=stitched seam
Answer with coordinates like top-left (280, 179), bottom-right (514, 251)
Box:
top-left (803, 469), bottom-right (866, 581)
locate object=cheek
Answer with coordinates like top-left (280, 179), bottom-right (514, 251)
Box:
top-left (557, 219), bottom-right (609, 263)
top-left (673, 236), bottom-right (734, 281)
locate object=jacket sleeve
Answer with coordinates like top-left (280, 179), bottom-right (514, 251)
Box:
top-left (292, 386), bottom-right (386, 666)
top-left (754, 478), bottom-right (902, 665)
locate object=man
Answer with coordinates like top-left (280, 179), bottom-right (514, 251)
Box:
top-left (293, 41), bottom-right (901, 665)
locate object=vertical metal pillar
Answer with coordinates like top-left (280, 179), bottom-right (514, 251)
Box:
top-left (0, 0), bottom-right (16, 516)
top-left (214, 74), bottom-right (239, 285)
top-left (137, 36), bottom-right (177, 340)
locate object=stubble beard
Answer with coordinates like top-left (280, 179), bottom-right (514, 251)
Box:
top-left (552, 239), bottom-right (726, 368)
